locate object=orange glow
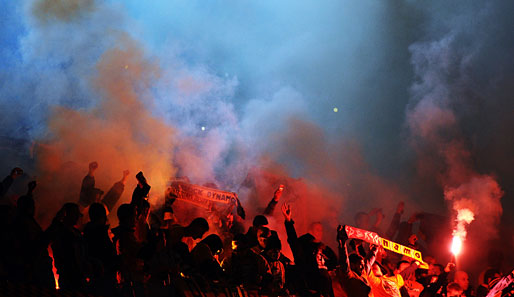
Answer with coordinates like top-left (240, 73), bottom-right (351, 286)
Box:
top-left (47, 247), bottom-right (60, 290)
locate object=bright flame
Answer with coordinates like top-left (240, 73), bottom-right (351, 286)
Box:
top-left (451, 235), bottom-right (462, 256)
top-left (48, 246), bottom-right (60, 290)
top-left (450, 208), bottom-right (474, 257)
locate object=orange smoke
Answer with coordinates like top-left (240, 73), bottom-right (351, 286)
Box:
top-left (34, 36), bottom-right (176, 224)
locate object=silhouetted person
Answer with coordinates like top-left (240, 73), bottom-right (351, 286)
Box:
top-left (420, 262), bottom-right (455, 297)
top-left (131, 171), bottom-right (151, 215)
top-left (111, 203), bottom-right (144, 297)
top-left (282, 203), bottom-right (335, 297)
top-left (135, 199), bottom-right (151, 243)
top-left (262, 233), bottom-right (287, 296)
top-left (191, 234), bottom-right (224, 281)
top-left (83, 203), bottom-right (117, 296)
top-left (225, 231), bottom-right (271, 292)
top-left (101, 169), bottom-right (130, 212)
top-left (79, 162), bottom-right (103, 208)
top-left (246, 214), bottom-right (269, 249)
top-left (336, 224), bottom-right (378, 297)
top-left (0, 167), bottom-right (23, 202)
top-left (49, 203), bottom-right (89, 291)
top-left (10, 183), bottom-right (54, 288)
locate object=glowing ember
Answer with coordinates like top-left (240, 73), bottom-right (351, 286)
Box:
top-left (451, 235), bottom-right (462, 256)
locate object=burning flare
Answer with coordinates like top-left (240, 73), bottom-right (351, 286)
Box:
top-left (451, 235), bottom-right (463, 256)
top-left (451, 208), bottom-right (474, 256)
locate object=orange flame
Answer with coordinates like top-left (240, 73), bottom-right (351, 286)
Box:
top-left (47, 246), bottom-right (60, 290)
top-left (451, 208), bottom-right (474, 256)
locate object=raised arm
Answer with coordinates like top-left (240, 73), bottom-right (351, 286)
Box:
top-left (364, 244), bottom-right (379, 274)
top-left (282, 203), bottom-right (300, 258)
top-left (385, 201), bottom-right (404, 240)
top-left (337, 225), bottom-right (351, 275)
top-left (263, 185), bottom-right (284, 216)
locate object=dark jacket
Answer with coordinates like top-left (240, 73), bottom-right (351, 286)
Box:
top-left (285, 220), bottom-right (335, 296)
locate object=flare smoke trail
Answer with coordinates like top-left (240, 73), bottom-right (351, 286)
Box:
top-left (1, 0), bottom-right (513, 263)
top-left (406, 0), bottom-right (513, 267)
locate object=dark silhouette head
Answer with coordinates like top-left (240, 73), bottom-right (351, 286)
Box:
top-left (349, 253), bottom-right (364, 275)
top-left (232, 233), bottom-right (248, 251)
top-left (117, 204), bottom-right (136, 227)
top-left (201, 234), bottom-right (223, 255)
top-left (483, 268), bottom-right (501, 286)
top-left (252, 215), bottom-right (268, 228)
top-left (187, 217), bottom-right (209, 239)
top-left (62, 203), bottom-right (82, 227)
top-left (89, 202), bottom-right (107, 225)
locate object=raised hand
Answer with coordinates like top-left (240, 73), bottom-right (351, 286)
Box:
top-left (28, 181), bottom-right (37, 193)
top-left (273, 185), bottom-right (284, 201)
top-left (444, 262), bottom-right (456, 273)
top-left (281, 203), bottom-right (292, 222)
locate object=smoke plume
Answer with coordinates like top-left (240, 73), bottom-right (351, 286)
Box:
top-left (1, 0), bottom-right (513, 267)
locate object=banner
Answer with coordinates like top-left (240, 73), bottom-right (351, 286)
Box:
top-left (166, 181), bottom-right (238, 210)
top-left (344, 225), bottom-right (429, 269)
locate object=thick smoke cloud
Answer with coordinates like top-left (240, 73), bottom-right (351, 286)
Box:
top-left (1, 0), bottom-right (513, 265)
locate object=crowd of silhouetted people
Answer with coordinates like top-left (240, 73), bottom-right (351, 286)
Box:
top-left (0, 164), bottom-right (512, 297)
